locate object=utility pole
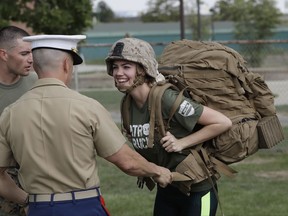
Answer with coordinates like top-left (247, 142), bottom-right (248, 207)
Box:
top-left (210, 8), bottom-right (216, 41)
top-left (179, 0), bottom-right (185, 39)
top-left (196, 0), bottom-right (201, 40)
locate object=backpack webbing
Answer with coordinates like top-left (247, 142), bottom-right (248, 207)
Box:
top-left (147, 82), bottom-right (180, 148)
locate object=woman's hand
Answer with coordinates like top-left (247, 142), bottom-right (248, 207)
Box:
top-left (160, 131), bottom-right (184, 152)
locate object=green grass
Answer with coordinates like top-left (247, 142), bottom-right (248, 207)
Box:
top-left (81, 89), bottom-right (288, 216)
top-left (96, 135), bottom-right (288, 216)
top-left (97, 157), bottom-right (156, 216)
top-left (276, 105), bottom-right (288, 114)
top-left (97, 134), bottom-right (288, 216)
top-left (216, 146), bottom-right (288, 216)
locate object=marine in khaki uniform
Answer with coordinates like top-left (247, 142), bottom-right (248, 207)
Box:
top-left (0, 35), bottom-right (172, 216)
top-left (0, 26), bottom-right (36, 216)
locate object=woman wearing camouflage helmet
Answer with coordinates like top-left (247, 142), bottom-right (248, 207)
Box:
top-left (105, 37), bottom-right (232, 216)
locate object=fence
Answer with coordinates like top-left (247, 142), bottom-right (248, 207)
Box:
top-left (78, 39), bottom-right (288, 67)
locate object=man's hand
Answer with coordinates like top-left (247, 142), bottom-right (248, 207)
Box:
top-left (152, 167), bottom-right (172, 188)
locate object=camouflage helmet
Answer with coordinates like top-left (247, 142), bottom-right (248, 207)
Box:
top-left (105, 38), bottom-right (158, 78)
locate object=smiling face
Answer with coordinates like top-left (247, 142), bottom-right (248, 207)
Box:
top-left (112, 60), bottom-right (138, 92)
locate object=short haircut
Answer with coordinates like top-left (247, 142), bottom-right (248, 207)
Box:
top-left (0, 26), bottom-right (30, 49)
top-left (33, 48), bottom-right (72, 72)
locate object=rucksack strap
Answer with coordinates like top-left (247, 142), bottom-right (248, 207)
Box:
top-left (121, 94), bottom-right (132, 137)
top-left (147, 85), bottom-right (161, 148)
top-left (171, 147), bottom-right (237, 216)
top-left (210, 157), bottom-right (238, 177)
top-left (147, 82), bottom-right (175, 148)
top-left (191, 148), bottom-right (225, 216)
top-left (231, 76), bottom-right (245, 95)
top-left (167, 87), bottom-right (187, 127)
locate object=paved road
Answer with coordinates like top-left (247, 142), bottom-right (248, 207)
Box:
top-left (264, 81), bottom-right (288, 125)
top-left (266, 80), bottom-right (288, 106)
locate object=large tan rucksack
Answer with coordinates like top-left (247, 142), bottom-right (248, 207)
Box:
top-left (156, 39), bottom-right (284, 164)
top-left (122, 39), bottom-right (284, 165)
top-left (121, 39), bottom-right (285, 201)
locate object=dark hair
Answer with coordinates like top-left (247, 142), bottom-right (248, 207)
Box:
top-left (135, 63), bottom-right (154, 85)
top-left (0, 26), bottom-right (30, 49)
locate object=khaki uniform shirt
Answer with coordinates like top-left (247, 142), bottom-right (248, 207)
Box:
top-left (0, 78), bottom-right (126, 194)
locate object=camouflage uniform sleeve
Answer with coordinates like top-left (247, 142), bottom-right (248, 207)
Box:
top-left (0, 169), bottom-right (26, 216)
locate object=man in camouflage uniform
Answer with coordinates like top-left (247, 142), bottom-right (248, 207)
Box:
top-left (0, 26), bottom-right (36, 216)
top-left (0, 170), bottom-right (25, 216)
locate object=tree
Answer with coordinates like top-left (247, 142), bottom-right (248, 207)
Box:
top-left (2, 0), bottom-right (93, 34)
top-left (186, 0), bottom-right (212, 40)
top-left (94, 1), bottom-right (116, 22)
top-left (141, 0), bottom-right (180, 22)
top-left (187, 14), bottom-right (211, 40)
top-left (0, 0), bottom-right (22, 27)
top-left (214, 0), bottom-right (282, 66)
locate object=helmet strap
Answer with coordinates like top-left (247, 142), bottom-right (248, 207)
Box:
top-left (126, 76), bottom-right (145, 94)
top-left (115, 72), bottom-right (146, 94)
